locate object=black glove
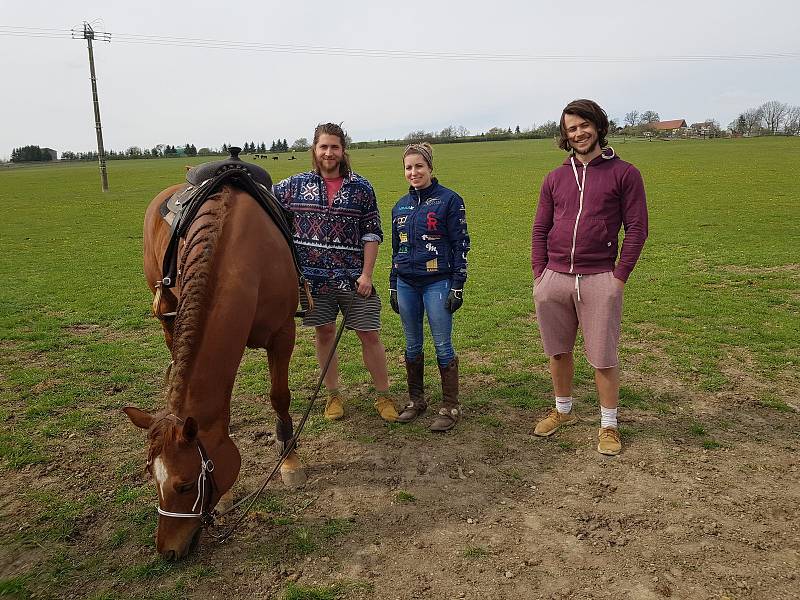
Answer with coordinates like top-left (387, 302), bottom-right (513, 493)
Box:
top-left (389, 289), bottom-right (399, 314)
top-left (445, 288), bottom-right (463, 313)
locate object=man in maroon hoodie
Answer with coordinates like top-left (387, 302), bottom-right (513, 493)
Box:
top-left (531, 99), bottom-right (648, 455)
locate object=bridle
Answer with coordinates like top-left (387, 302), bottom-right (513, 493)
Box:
top-left (148, 417), bottom-right (217, 526)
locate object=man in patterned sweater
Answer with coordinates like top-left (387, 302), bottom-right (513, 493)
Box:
top-left (274, 123), bottom-right (398, 423)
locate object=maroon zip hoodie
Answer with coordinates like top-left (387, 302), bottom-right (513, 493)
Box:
top-left (532, 148), bottom-right (648, 282)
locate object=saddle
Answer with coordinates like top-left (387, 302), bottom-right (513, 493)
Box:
top-left (154, 147), bottom-right (310, 318)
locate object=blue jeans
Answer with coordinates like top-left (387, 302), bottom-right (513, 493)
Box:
top-left (397, 278), bottom-right (455, 366)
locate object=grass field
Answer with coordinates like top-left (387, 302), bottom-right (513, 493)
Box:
top-left (1, 136), bottom-right (798, 599)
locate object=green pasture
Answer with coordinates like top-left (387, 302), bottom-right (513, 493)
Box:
top-left (1, 136), bottom-right (798, 598)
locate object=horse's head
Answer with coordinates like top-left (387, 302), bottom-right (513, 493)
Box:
top-left (123, 407), bottom-right (241, 559)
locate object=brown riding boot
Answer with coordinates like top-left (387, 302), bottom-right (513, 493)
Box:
top-left (430, 357), bottom-right (461, 432)
top-left (397, 353), bottom-right (426, 423)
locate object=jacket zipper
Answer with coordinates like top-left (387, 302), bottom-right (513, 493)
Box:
top-left (569, 157), bottom-right (587, 273)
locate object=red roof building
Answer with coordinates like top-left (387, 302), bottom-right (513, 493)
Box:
top-left (650, 119), bottom-right (688, 131)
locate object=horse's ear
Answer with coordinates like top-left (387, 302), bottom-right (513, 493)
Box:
top-left (123, 406), bottom-right (153, 430)
top-left (181, 417), bottom-right (198, 443)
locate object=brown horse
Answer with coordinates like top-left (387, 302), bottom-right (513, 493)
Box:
top-left (124, 183), bottom-right (305, 559)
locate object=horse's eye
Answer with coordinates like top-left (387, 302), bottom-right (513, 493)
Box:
top-left (176, 481), bottom-right (195, 494)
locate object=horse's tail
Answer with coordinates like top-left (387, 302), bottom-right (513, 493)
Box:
top-left (167, 188), bottom-right (230, 409)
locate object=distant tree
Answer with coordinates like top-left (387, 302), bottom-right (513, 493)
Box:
top-left (10, 145), bottom-right (50, 162)
top-left (126, 146), bottom-right (143, 158)
top-left (624, 110), bottom-right (640, 127)
top-left (61, 150), bottom-right (76, 160)
top-left (221, 143), bottom-right (228, 153)
top-left (439, 126), bottom-right (456, 139)
top-left (608, 119), bottom-right (619, 133)
top-left (282, 139), bottom-right (288, 152)
top-left (784, 105), bottom-right (800, 135)
top-left (760, 100), bottom-right (788, 134)
top-left (742, 107), bottom-right (764, 135)
top-left (533, 121), bottom-right (559, 137)
top-left (728, 114), bottom-right (746, 135)
top-left (291, 137), bottom-right (309, 151)
top-left (515, 125), bottom-right (521, 135)
top-left (486, 127), bottom-right (507, 136)
top-left (344, 133), bottom-right (353, 147)
top-left (269, 140), bottom-right (277, 152)
top-left (455, 125), bottom-right (470, 137)
top-left (640, 110), bottom-right (660, 124)
top-left (258, 142), bottom-right (266, 153)
top-left (405, 130), bottom-right (432, 142)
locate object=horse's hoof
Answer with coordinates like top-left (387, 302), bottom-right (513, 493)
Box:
top-left (280, 467), bottom-right (307, 488)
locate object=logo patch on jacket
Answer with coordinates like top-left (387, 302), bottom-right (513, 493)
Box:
top-left (426, 258), bottom-right (438, 272)
top-left (426, 212), bottom-right (438, 231)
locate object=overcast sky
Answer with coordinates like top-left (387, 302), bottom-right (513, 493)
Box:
top-left (1, 0), bottom-right (798, 157)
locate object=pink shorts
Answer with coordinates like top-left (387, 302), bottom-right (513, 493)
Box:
top-left (533, 269), bottom-right (623, 369)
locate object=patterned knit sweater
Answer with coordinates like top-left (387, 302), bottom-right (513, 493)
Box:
top-left (274, 170), bottom-right (383, 293)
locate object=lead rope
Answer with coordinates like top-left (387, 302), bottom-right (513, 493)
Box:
top-left (205, 287), bottom-right (358, 543)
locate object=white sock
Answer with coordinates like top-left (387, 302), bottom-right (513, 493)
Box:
top-left (555, 396), bottom-right (573, 414)
top-left (600, 406), bottom-right (618, 429)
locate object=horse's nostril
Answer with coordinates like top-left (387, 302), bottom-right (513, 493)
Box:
top-left (164, 549), bottom-right (177, 561)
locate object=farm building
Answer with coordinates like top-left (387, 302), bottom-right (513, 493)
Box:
top-left (648, 119), bottom-right (688, 136)
top-left (42, 148), bottom-right (58, 160)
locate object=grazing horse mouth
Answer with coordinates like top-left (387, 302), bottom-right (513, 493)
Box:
top-left (161, 526), bottom-right (202, 561)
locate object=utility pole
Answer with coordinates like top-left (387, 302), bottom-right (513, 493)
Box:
top-left (73, 23), bottom-right (111, 192)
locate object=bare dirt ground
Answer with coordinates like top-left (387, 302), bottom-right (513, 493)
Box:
top-left (2, 364), bottom-right (799, 600)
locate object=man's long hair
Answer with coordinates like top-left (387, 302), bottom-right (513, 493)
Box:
top-left (311, 122), bottom-right (351, 177)
top-left (558, 99), bottom-right (609, 152)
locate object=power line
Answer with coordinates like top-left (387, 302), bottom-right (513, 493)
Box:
top-left (1, 25), bottom-right (798, 63)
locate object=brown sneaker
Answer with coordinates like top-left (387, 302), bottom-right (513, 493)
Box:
top-left (597, 427), bottom-right (622, 455)
top-left (374, 396), bottom-right (399, 423)
top-left (533, 408), bottom-right (579, 437)
top-left (323, 394), bottom-right (344, 421)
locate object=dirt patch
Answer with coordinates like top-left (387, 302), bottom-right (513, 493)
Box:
top-left (2, 369), bottom-right (799, 599)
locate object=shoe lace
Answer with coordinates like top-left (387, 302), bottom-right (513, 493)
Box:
top-left (600, 428), bottom-right (620, 442)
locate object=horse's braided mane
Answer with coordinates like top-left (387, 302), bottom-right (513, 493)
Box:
top-left (166, 188), bottom-right (230, 413)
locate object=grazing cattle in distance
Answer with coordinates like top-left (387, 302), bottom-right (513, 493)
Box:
top-left (272, 156), bottom-right (279, 160)
top-left (288, 155), bottom-right (297, 160)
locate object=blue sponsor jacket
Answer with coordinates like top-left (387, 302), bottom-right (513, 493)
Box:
top-left (390, 178), bottom-right (470, 289)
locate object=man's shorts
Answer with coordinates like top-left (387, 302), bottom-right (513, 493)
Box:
top-left (533, 269), bottom-right (623, 369)
top-left (300, 287), bottom-right (382, 331)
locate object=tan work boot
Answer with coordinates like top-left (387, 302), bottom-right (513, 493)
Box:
top-left (533, 408), bottom-right (579, 437)
top-left (374, 395), bottom-right (399, 423)
top-left (597, 427), bottom-right (622, 455)
top-left (323, 393), bottom-right (344, 421)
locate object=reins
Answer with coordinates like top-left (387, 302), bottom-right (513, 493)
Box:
top-left (195, 287), bottom-right (358, 544)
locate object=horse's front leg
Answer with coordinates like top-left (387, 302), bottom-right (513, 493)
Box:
top-left (267, 318), bottom-right (306, 487)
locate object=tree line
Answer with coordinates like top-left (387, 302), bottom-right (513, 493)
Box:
top-left (727, 101), bottom-right (800, 136)
top-left (10, 145), bottom-right (55, 162)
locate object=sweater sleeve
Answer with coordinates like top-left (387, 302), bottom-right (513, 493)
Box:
top-left (447, 193), bottom-right (470, 288)
top-left (358, 181), bottom-right (383, 244)
top-left (272, 176), bottom-right (293, 210)
top-left (531, 174), bottom-right (554, 279)
top-left (389, 205), bottom-right (399, 289)
top-left (613, 165), bottom-right (649, 282)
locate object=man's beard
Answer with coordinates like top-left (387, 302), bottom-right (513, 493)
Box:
top-left (573, 138), bottom-right (598, 156)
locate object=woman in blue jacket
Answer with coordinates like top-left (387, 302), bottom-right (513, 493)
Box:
top-left (389, 143), bottom-right (471, 432)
